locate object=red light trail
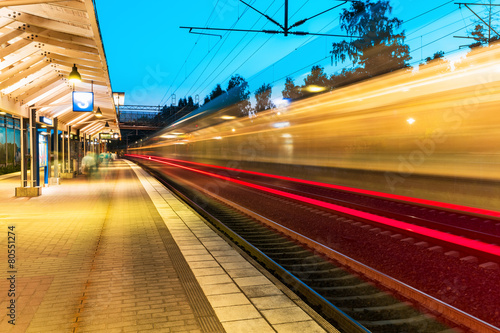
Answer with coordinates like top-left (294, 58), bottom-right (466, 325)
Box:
top-left (129, 154), bottom-right (500, 258)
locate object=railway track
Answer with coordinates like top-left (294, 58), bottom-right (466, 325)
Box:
top-left (134, 155), bottom-right (500, 265)
top-left (129, 157), bottom-right (500, 333)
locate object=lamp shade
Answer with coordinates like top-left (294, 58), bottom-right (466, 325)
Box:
top-left (95, 107), bottom-right (103, 118)
top-left (68, 64), bottom-right (82, 83)
top-left (104, 121), bottom-right (110, 128)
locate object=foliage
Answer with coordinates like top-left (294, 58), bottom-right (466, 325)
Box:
top-left (471, 24), bottom-right (488, 45)
top-left (303, 65), bottom-right (330, 88)
top-left (0, 164), bottom-right (20, 176)
top-left (153, 95), bottom-right (199, 126)
top-left (330, 0), bottom-right (411, 77)
top-left (281, 77), bottom-right (303, 100)
top-left (330, 68), bottom-right (364, 90)
top-left (208, 84), bottom-right (226, 101)
top-left (227, 74), bottom-right (251, 115)
top-left (254, 83), bottom-right (274, 112)
top-left (425, 51), bottom-right (444, 64)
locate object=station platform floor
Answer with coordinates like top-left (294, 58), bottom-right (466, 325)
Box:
top-left (0, 160), bottom-right (338, 333)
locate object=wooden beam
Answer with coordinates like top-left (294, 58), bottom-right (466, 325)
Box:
top-left (13, 73), bottom-right (61, 99)
top-left (30, 34), bottom-right (98, 54)
top-left (0, 57), bottom-right (49, 90)
top-left (47, 52), bottom-right (100, 68)
top-left (83, 0), bottom-right (112, 96)
top-left (41, 43), bottom-right (100, 61)
top-left (0, 1), bottom-right (69, 7)
top-left (8, 70), bottom-right (55, 97)
top-left (0, 27), bottom-right (23, 45)
top-left (47, 1), bottom-right (87, 12)
top-left (53, 59), bottom-right (104, 75)
top-left (20, 77), bottom-right (65, 103)
top-left (0, 36), bottom-right (31, 58)
top-left (0, 53), bottom-right (44, 82)
top-left (2, 10), bottom-right (92, 37)
top-left (12, 3), bottom-right (90, 26)
top-left (0, 42), bottom-right (38, 70)
top-left (25, 84), bottom-right (68, 107)
top-left (20, 24), bottom-right (96, 47)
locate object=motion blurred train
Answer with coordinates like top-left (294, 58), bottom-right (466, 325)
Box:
top-left (129, 44), bottom-right (500, 212)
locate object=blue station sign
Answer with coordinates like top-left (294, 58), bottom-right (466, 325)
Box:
top-left (72, 91), bottom-right (94, 112)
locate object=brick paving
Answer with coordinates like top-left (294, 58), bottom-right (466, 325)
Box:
top-left (0, 160), bottom-right (339, 333)
top-left (0, 161), bottom-right (205, 333)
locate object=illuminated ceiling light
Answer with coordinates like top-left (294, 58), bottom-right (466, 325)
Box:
top-left (68, 64), bottom-right (82, 83)
top-left (407, 117), bottom-right (416, 125)
top-left (305, 85), bottom-right (326, 93)
top-left (161, 134), bottom-right (177, 139)
top-left (0, 111), bottom-right (6, 115)
top-left (221, 115), bottom-right (235, 120)
top-left (104, 121), bottom-right (110, 128)
top-left (95, 107), bottom-right (103, 118)
top-left (231, 128), bottom-right (235, 132)
top-left (213, 136), bottom-right (222, 140)
top-left (172, 132), bottom-right (184, 135)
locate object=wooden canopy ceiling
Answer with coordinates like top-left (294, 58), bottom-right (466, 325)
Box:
top-left (0, 0), bottom-right (118, 137)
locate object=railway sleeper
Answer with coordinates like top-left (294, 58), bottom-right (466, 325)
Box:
top-left (359, 314), bottom-right (450, 333)
top-left (326, 291), bottom-right (399, 308)
top-left (287, 267), bottom-right (349, 279)
top-left (341, 301), bottom-right (424, 321)
top-left (269, 250), bottom-right (318, 259)
top-left (280, 261), bottom-right (339, 271)
top-left (300, 273), bottom-right (363, 287)
top-left (239, 234), bottom-right (293, 243)
top-left (312, 282), bottom-right (378, 296)
top-left (256, 244), bottom-right (306, 252)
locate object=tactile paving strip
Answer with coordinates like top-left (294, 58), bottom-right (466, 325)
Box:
top-left (138, 171), bottom-right (226, 333)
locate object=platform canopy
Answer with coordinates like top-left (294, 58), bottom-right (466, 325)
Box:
top-left (0, 0), bottom-right (118, 137)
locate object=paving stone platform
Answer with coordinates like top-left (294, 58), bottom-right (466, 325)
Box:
top-left (0, 160), bottom-right (338, 333)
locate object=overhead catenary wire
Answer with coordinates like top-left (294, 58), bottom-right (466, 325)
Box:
top-left (198, 0), bottom-right (466, 101)
top-left (190, 2), bottom-right (285, 97)
top-left (195, 1), bottom-right (344, 98)
top-left (159, 1), bottom-right (222, 105)
top-left (164, 0), bottom-right (494, 108)
top-left (163, 0), bottom-right (263, 105)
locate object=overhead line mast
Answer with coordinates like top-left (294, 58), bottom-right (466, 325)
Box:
top-left (455, 2), bottom-right (500, 46)
top-left (181, 0), bottom-right (360, 38)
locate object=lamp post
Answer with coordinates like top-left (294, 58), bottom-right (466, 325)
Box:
top-left (112, 92), bottom-right (125, 122)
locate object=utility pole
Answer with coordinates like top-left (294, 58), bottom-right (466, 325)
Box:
top-left (455, 2), bottom-right (500, 46)
top-left (488, 0), bottom-right (492, 44)
top-left (181, 1), bottom-right (360, 38)
top-left (284, 0), bottom-right (288, 37)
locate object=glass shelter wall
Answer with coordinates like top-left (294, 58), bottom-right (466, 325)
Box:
top-left (0, 114), bottom-right (21, 167)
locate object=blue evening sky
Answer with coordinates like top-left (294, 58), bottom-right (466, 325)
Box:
top-left (94, 0), bottom-right (495, 106)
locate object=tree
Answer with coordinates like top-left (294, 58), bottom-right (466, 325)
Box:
top-left (178, 98), bottom-right (187, 108)
top-left (208, 84), bottom-right (225, 101)
top-left (282, 77), bottom-right (302, 100)
top-left (254, 83), bottom-right (274, 112)
top-left (303, 65), bottom-right (330, 89)
top-left (331, 0), bottom-right (411, 77)
top-left (425, 51), bottom-right (444, 64)
top-left (227, 74), bottom-right (251, 115)
top-left (330, 68), bottom-right (363, 89)
top-left (187, 96), bottom-right (194, 107)
top-left (469, 24), bottom-right (488, 48)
